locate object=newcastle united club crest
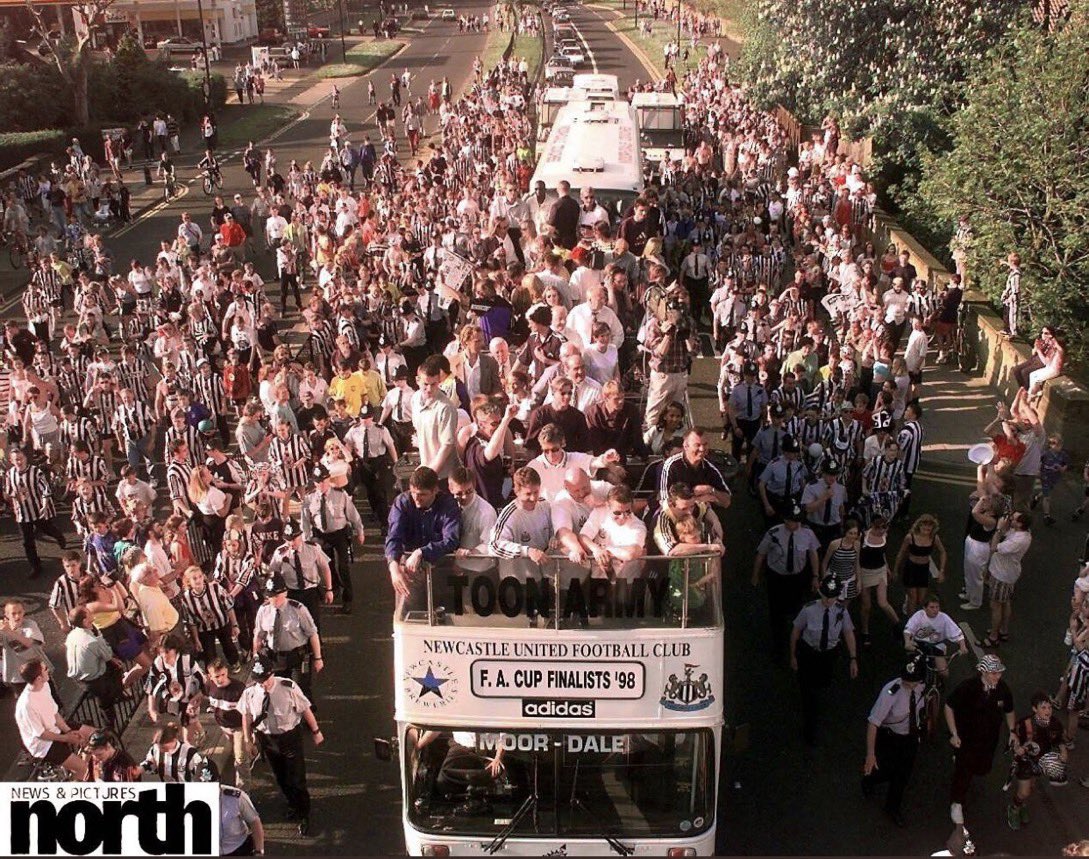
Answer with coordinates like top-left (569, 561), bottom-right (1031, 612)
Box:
top-left (660, 663), bottom-right (715, 712)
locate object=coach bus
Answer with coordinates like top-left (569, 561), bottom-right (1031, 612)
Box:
top-left (382, 552), bottom-right (724, 856)
top-left (529, 99), bottom-right (645, 215)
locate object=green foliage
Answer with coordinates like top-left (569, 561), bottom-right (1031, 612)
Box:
top-left (256, 0), bottom-right (285, 32)
top-left (314, 39), bottom-right (404, 78)
top-left (0, 130), bottom-right (66, 171)
top-left (910, 7), bottom-right (1089, 363)
top-left (0, 62), bottom-right (71, 130)
top-left (736, 0), bottom-right (1026, 201)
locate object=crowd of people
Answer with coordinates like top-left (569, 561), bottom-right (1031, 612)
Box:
top-left (0, 0), bottom-right (1086, 853)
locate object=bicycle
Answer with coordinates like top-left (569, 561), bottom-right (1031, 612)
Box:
top-left (911, 637), bottom-right (963, 737)
top-left (1, 229), bottom-right (29, 269)
top-left (200, 168), bottom-right (223, 196)
top-left (160, 170), bottom-right (177, 199)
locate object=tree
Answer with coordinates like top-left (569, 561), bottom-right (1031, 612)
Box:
top-left (911, 3), bottom-right (1089, 362)
top-left (735, 0), bottom-right (1026, 197)
top-left (23, 0), bottom-right (120, 127)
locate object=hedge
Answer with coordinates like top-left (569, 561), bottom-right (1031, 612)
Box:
top-left (0, 130), bottom-right (67, 172)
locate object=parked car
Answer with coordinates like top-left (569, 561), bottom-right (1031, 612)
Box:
top-left (257, 28), bottom-right (287, 45)
top-left (306, 24), bottom-right (331, 38)
top-left (558, 40), bottom-right (585, 66)
top-left (440, 8), bottom-right (456, 19)
top-left (544, 53), bottom-right (575, 81)
top-left (553, 8), bottom-right (570, 21)
top-left (410, 8), bottom-right (429, 19)
top-left (156, 36), bottom-right (202, 55)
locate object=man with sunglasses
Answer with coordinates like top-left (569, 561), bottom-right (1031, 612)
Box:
top-left (578, 485), bottom-right (647, 580)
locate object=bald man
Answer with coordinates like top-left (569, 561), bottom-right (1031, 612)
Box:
top-left (551, 467), bottom-right (608, 563)
top-left (567, 285), bottom-right (624, 349)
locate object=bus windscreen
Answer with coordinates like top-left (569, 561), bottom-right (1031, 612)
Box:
top-left (405, 728), bottom-right (715, 840)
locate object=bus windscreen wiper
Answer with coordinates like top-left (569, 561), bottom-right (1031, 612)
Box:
top-left (570, 762), bottom-right (635, 853)
top-left (484, 794), bottom-right (537, 855)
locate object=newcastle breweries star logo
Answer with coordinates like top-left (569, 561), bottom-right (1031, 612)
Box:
top-left (405, 659), bottom-right (458, 708)
top-left (413, 666), bottom-right (448, 699)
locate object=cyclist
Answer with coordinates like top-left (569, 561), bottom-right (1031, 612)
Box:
top-left (2, 191), bottom-right (29, 249)
top-left (331, 84), bottom-right (341, 109)
top-left (156, 151), bottom-right (177, 195)
top-left (198, 148), bottom-right (222, 186)
top-left (904, 593), bottom-right (967, 682)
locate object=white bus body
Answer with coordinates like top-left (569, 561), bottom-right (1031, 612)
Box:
top-left (631, 91), bottom-right (685, 132)
top-left (530, 99), bottom-right (645, 213)
top-left (391, 554), bottom-right (723, 856)
top-left (571, 73), bottom-right (620, 100)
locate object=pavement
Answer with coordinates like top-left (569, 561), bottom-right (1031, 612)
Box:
top-left (3, 2), bottom-right (1089, 855)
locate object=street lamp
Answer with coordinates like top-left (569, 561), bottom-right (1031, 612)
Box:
top-left (675, 0), bottom-right (681, 60)
top-left (338, 0), bottom-right (347, 61)
top-left (195, 0), bottom-right (213, 109)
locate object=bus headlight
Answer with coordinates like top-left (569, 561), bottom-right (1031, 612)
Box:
top-left (421, 846), bottom-right (450, 857)
top-left (667, 849), bottom-right (696, 857)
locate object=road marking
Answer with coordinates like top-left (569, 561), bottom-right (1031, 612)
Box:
top-left (112, 183), bottom-right (191, 237)
top-left (569, 19), bottom-right (598, 74)
top-left (587, 5), bottom-right (663, 79)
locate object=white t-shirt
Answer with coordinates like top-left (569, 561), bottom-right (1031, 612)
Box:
top-left (197, 486), bottom-right (228, 517)
top-left (582, 344), bottom-right (618, 385)
top-left (988, 529), bottom-right (1032, 584)
top-left (15, 684), bottom-right (61, 759)
top-left (903, 609), bottom-right (964, 652)
top-left (528, 452), bottom-right (595, 502)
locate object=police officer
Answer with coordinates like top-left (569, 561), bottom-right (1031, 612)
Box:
top-left (346, 404), bottom-right (398, 528)
top-left (862, 654), bottom-right (928, 827)
top-left (300, 464), bottom-right (365, 615)
top-left (752, 504), bottom-right (821, 658)
top-left (252, 574), bottom-right (324, 701)
top-left (790, 575), bottom-right (858, 746)
top-left (268, 520), bottom-right (333, 628)
top-left (201, 758), bottom-right (265, 856)
top-left (800, 459), bottom-right (848, 549)
top-left (758, 435), bottom-right (806, 524)
top-left (748, 402), bottom-right (788, 491)
top-left (727, 361), bottom-right (768, 461)
top-left (240, 655), bottom-right (323, 837)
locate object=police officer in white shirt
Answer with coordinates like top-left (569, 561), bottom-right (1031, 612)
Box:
top-left (241, 655), bottom-right (323, 836)
top-left (791, 575), bottom-right (858, 745)
top-left (800, 459), bottom-right (849, 549)
top-left (752, 504), bottom-right (821, 658)
top-left (862, 654), bottom-right (928, 827)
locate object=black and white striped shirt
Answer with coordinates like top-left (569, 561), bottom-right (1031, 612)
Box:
top-left (112, 401), bottom-right (155, 442)
top-left (164, 424), bottom-right (205, 469)
top-left (84, 389), bottom-right (120, 435)
top-left (213, 551), bottom-right (258, 595)
top-left (167, 460), bottom-right (194, 505)
top-left (269, 434), bottom-right (311, 489)
top-left (66, 452), bottom-right (109, 486)
top-left (181, 581), bottom-right (235, 632)
top-left (71, 491), bottom-right (115, 535)
top-left (897, 419), bottom-right (924, 475)
top-left (862, 454), bottom-right (906, 495)
top-left (5, 464), bottom-right (55, 522)
top-left (771, 384), bottom-right (804, 413)
top-left (193, 372), bottom-right (227, 417)
top-left (60, 416), bottom-right (98, 452)
top-left (142, 741), bottom-right (205, 784)
top-left (116, 359), bottom-right (152, 402)
top-left (149, 652), bottom-right (206, 702)
top-left (49, 573), bottom-right (83, 616)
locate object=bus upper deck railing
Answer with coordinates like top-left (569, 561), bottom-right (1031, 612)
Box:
top-left (397, 552), bottom-right (723, 631)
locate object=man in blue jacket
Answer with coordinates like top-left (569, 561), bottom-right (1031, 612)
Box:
top-left (385, 466), bottom-right (460, 610)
